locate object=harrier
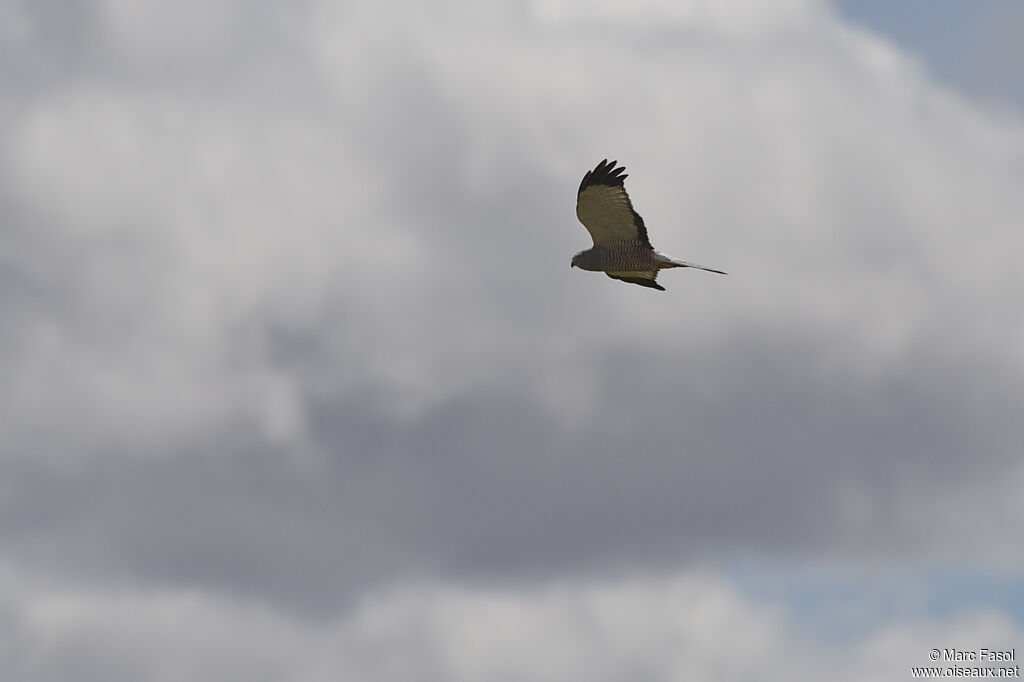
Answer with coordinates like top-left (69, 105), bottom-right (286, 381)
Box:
top-left (571, 159), bottom-right (726, 291)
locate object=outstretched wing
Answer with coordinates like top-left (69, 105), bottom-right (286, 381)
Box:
top-left (576, 159), bottom-right (652, 248)
top-left (606, 271), bottom-right (665, 291)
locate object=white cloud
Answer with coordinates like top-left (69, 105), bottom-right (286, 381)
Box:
top-left (529, 0), bottom-right (823, 35)
top-left (2, 565), bottom-right (1020, 682)
top-left (6, 0), bottom-right (1024, 454)
top-left (2, 82), bottom-right (434, 454)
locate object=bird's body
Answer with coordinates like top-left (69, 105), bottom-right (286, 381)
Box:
top-left (571, 159), bottom-right (725, 291)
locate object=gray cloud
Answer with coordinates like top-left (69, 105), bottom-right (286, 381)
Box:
top-left (1, 333), bottom-right (1020, 617)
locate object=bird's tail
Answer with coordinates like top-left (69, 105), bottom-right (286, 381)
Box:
top-left (662, 255), bottom-right (727, 275)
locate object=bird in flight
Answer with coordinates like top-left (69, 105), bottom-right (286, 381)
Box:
top-left (572, 159), bottom-right (726, 291)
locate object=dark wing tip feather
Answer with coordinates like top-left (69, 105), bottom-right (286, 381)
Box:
top-left (578, 158), bottom-right (628, 194)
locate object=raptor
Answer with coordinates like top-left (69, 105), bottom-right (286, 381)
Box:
top-left (572, 159), bottom-right (726, 291)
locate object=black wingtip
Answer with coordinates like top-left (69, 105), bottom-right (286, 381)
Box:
top-left (578, 158), bottom-right (628, 194)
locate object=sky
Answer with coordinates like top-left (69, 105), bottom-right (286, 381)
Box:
top-left (834, 0), bottom-right (1024, 107)
top-left (1, 0), bottom-right (1023, 680)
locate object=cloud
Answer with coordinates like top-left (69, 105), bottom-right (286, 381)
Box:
top-left (1, 0), bottom-right (1024, 676)
top-left (2, 565), bottom-right (1021, 682)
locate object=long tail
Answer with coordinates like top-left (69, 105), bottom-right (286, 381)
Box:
top-left (661, 254), bottom-right (727, 275)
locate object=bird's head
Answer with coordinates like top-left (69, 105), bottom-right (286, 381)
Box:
top-left (571, 249), bottom-right (597, 270)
